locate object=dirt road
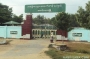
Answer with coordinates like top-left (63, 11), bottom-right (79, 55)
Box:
top-left (0, 39), bottom-right (51, 59)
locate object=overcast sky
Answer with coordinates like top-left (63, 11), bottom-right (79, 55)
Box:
top-left (0, 0), bottom-right (89, 19)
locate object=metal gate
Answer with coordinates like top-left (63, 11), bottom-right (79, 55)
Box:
top-left (32, 24), bottom-right (57, 38)
top-left (32, 29), bottom-right (57, 38)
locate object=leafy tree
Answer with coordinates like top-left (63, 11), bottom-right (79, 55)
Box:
top-left (76, 7), bottom-right (86, 27)
top-left (12, 14), bottom-right (23, 23)
top-left (0, 3), bottom-right (12, 25)
top-left (85, 1), bottom-right (90, 29)
top-left (50, 17), bottom-right (56, 25)
top-left (67, 14), bottom-right (80, 31)
top-left (54, 12), bottom-right (70, 31)
top-left (44, 18), bottom-right (51, 24)
top-left (33, 15), bottom-right (45, 25)
top-left (76, 1), bottom-right (90, 29)
top-left (69, 14), bottom-right (79, 27)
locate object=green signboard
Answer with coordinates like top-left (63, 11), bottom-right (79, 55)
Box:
top-left (25, 3), bottom-right (66, 13)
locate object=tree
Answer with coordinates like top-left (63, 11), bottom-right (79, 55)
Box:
top-left (12, 14), bottom-right (23, 23)
top-left (0, 3), bottom-right (12, 25)
top-left (76, 7), bottom-right (86, 27)
top-left (69, 14), bottom-right (79, 27)
top-left (67, 14), bottom-right (80, 31)
top-left (50, 17), bottom-right (56, 25)
top-left (85, 1), bottom-right (90, 29)
top-left (33, 15), bottom-right (45, 25)
top-left (54, 12), bottom-right (70, 31)
top-left (76, 1), bottom-right (90, 29)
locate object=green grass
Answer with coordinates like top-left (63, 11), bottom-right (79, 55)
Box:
top-left (45, 42), bottom-right (90, 59)
top-left (45, 48), bottom-right (90, 59)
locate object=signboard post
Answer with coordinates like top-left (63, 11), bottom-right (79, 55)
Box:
top-left (25, 3), bottom-right (66, 13)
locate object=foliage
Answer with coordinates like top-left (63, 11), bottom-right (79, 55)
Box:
top-left (76, 7), bottom-right (86, 27)
top-left (0, 3), bottom-right (12, 25)
top-left (33, 15), bottom-right (52, 25)
top-left (67, 27), bottom-right (74, 32)
top-left (76, 1), bottom-right (90, 29)
top-left (49, 1), bottom-right (90, 30)
top-left (54, 12), bottom-right (70, 31)
top-left (50, 17), bottom-right (56, 25)
top-left (69, 14), bottom-right (80, 27)
top-left (33, 15), bottom-right (45, 25)
top-left (50, 13), bottom-right (80, 31)
top-left (0, 3), bottom-right (23, 25)
top-left (12, 14), bottom-right (23, 23)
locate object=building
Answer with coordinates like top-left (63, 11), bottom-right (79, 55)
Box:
top-left (68, 27), bottom-right (90, 42)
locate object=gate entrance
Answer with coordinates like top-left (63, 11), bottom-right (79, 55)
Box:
top-left (32, 29), bottom-right (57, 38)
top-left (32, 29), bottom-right (56, 38)
top-left (22, 3), bottom-right (66, 39)
top-left (32, 24), bottom-right (57, 38)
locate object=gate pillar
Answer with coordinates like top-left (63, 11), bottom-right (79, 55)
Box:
top-left (22, 14), bottom-right (32, 39)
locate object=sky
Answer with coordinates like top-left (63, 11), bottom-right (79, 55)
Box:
top-left (0, 0), bottom-right (89, 19)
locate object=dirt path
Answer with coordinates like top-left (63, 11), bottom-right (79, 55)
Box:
top-left (0, 39), bottom-right (51, 59)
